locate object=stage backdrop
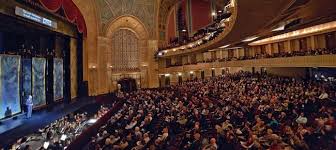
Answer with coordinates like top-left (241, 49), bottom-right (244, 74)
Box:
top-left (53, 58), bottom-right (64, 101)
top-left (0, 55), bottom-right (21, 120)
top-left (21, 59), bottom-right (32, 103)
top-left (32, 57), bottom-right (46, 107)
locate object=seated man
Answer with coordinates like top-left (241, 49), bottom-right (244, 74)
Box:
top-left (5, 106), bottom-right (12, 118)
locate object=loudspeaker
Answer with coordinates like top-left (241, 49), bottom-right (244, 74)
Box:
top-left (79, 81), bottom-right (88, 97)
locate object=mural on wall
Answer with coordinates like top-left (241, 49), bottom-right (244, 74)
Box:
top-left (0, 55), bottom-right (21, 119)
top-left (97, 0), bottom-right (156, 36)
top-left (21, 59), bottom-right (32, 103)
top-left (53, 58), bottom-right (64, 101)
top-left (32, 57), bottom-right (46, 107)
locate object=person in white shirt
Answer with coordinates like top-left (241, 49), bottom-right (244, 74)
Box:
top-left (318, 91), bottom-right (329, 100)
top-left (296, 113), bottom-right (307, 124)
top-left (26, 95), bottom-right (33, 118)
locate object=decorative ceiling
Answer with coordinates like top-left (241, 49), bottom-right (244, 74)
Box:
top-left (96, 0), bottom-right (156, 36)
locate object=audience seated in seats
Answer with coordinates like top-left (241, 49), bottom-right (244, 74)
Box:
top-left (158, 11), bottom-right (230, 52)
top-left (8, 105), bottom-right (112, 150)
top-left (168, 48), bottom-right (336, 68)
top-left (87, 71), bottom-right (336, 150)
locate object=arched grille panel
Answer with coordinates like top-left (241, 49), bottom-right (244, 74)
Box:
top-left (111, 29), bottom-right (139, 71)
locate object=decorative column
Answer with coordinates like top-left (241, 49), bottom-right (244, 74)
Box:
top-left (148, 40), bottom-right (159, 88)
top-left (265, 44), bottom-right (272, 55)
top-left (97, 36), bottom-right (110, 95)
top-left (308, 36), bottom-right (316, 50)
top-left (284, 40), bottom-right (291, 52)
top-left (272, 43), bottom-right (279, 54)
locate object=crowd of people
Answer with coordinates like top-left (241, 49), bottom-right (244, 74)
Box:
top-left (157, 11), bottom-right (231, 53)
top-left (86, 71), bottom-right (336, 150)
top-left (167, 48), bottom-right (336, 67)
top-left (7, 105), bottom-right (110, 150)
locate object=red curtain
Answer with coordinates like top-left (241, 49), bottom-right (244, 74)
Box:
top-left (62, 0), bottom-right (78, 23)
top-left (76, 14), bottom-right (87, 36)
top-left (39, 0), bottom-right (63, 12)
top-left (39, 0), bottom-right (87, 36)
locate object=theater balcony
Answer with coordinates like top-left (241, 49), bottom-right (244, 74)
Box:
top-left (156, 0), bottom-right (296, 57)
top-left (157, 0), bottom-right (336, 81)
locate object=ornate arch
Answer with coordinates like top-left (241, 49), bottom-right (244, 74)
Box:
top-left (105, 15), bottom-right (149, 40)
top-left (101, 15), bottom-right (151, 91)
top-left (158, 0), bottom-right (179, 42)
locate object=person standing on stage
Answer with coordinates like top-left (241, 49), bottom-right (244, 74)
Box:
top-left (26, 95), bottom-right (33, 118)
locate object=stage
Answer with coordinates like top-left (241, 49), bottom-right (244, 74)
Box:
top-left (0, 97), bottom-right (95, 148)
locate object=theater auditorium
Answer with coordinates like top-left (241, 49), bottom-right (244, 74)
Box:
top-left (0, 0), bottom-right (336, 149)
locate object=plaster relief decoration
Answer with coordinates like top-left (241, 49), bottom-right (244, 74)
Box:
top-left (97, 0), bottom-right (155, 37)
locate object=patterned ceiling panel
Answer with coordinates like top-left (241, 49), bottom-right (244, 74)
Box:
top-left (97, 0), bottom-right (156, 36)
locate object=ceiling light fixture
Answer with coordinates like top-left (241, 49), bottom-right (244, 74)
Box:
top-left (242, 36), bottom-right (259, 42)
top-left (219, 44), bottom-right (230, 48)
top-left (272, 26), bottom-right (285, 32)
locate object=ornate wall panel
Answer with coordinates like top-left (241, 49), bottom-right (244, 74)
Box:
top-left (32, 57), bottom-right (46, 108)
top-left (0, 55), bottom-right (21, 119)
top-left (53, 58), bottom-right (64, 101)
top-left (21, 59), bottom-right (32, 103)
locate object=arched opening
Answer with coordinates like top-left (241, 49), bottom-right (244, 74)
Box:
top-left (117, 78), bottom-right (137, 93)
top-left (103, 16), bottom-right (150, 92)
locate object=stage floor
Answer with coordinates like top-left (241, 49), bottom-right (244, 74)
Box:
top-left (0, 97), bottom-right (95, 148)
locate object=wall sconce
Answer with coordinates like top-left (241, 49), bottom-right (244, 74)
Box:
top-left (190, 71), bottom-right (194, 74)
top-left (211, 12), bottom-right (216, 16)
top-left (178, 73), bottom-right (182, 76)
top-left (89, 65), bottom-right (97, 69)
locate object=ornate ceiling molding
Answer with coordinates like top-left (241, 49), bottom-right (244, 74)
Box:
top-left (105, 15), bottom-right (149, 40)
top-left (96, 0), bottom-right (156, 37)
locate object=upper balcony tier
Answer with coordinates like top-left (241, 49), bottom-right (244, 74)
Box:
top-left (157, 0), bottom-right (336, 58)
